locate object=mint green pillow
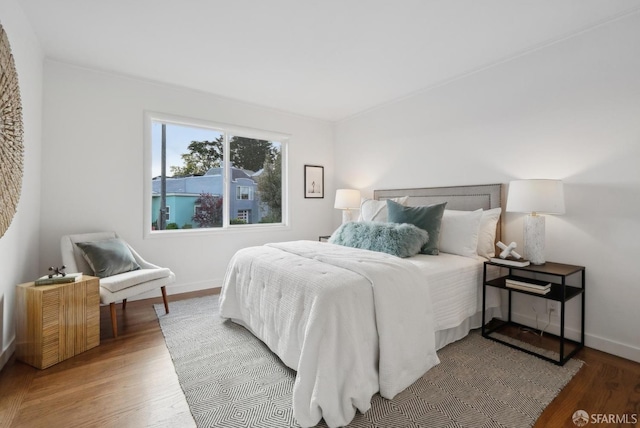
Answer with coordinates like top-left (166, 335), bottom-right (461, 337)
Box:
top-left (76, 238), bottom-right (141, 278)
top-left (329, 221), bottom-right (429, 258)
top-left (387, 199), bottom-right (447, 255)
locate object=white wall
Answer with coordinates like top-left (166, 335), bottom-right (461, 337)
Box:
top-left (0, 1), bottom-right (43, 369)
top-left (40, 62), bottom-right (335, 297)
top-left (335, 13), bottom-right (640, 362)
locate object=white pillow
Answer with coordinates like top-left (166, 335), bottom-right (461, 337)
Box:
top-left (477, 207), bottom-right (502, 258)
top-left (439, 209), bottom-right (483, 258)
top-left (358, 196), bottom-right (409, 222)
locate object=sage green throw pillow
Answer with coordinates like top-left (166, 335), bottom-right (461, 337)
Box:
top-left (387, 199), bottom-right (447, 255)
top-left (76, 238), bottom-right (141, 278)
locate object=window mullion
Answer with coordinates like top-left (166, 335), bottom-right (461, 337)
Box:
top-left (223, 132), bottom-right (230, 228)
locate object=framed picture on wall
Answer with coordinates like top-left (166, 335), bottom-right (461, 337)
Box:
top-left (304, 165), bottom-right (324, 198)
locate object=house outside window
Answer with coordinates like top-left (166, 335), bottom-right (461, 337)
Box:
top-left (146, 112), bottom-right (287, 234)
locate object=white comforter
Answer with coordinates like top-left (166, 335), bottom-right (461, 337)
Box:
top-left (219, 240), bottom-right (440, 427)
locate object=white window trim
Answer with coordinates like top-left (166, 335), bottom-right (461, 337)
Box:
top-left (143, 111), bottom-right (290, 238)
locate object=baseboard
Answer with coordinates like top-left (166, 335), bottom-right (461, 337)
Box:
top-left (126, 279), bottom-right (223, 302)
top-left (585, 332), bottom-right (640, 364)
top-left (510, 311), bottom-right (640, 364)
top-left (166, 279), bottom-right (223, 296)
top-left (0, 337), bottom-right (15, 372)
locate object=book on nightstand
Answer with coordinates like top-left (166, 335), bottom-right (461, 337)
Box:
top-left (489, 256), bottom-right (530, 267)
top-left (505, 282), bottom-right (551, 294)
top-left (505, 277), bottom-right (551, 289)
top-left (505, 276), bottom-right (551, 294)
top-left (34, 273), bottom-right (83, 286)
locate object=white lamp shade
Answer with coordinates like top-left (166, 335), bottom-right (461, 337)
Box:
top-left (334, 189), bottom-right (361, 210)
top-left (506, 179), bottom-right (565, 215)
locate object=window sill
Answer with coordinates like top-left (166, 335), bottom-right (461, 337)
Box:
top-left (144, 223), bottom-right (291, 239)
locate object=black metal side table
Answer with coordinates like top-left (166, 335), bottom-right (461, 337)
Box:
top-left (482, 260), bottom-right (585, 365)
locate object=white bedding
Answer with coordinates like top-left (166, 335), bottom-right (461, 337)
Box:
top-left (219, 240), bottom-right (439, 427)
top-left (406, 253), bottom-right (500, 335)
top-left (219, 241), bottom-right (500, 427)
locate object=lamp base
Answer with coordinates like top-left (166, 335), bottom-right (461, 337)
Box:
top-left (524, 214), bottom-right (545, 265)
top-left (342, 209), bottom-right (353, 224)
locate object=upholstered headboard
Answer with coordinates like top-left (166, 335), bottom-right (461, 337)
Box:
top-left (374, 183), bottom-right (504, 245)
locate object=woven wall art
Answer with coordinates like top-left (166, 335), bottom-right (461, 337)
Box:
top-left (0, 24), bottom-right (24, 238)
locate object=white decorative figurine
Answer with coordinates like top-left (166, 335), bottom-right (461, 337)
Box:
top-left (496, 241), bottom-right (522, 260)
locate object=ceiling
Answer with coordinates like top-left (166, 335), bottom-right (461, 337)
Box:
top-left (19, 0), bottom-right (640, 122)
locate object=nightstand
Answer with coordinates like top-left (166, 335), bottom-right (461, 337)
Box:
top-left (15, 275), bottom-right (101, 369)
top-left (318, 235), bottom-right (331, 242)
top-left (482, 261), bottom-right (585, 365)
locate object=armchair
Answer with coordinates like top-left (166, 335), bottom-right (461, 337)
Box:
top-left (61, 231), bottom-right (175, 338)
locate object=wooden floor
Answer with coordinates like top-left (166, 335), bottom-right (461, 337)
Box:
top-left (1, 289), bottom-right (638, 428)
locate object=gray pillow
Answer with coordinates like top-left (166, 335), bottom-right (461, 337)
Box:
top-left (387, 199), bottom-right (447, 255)
top-left (76, 238), bottom-right (141, 278)
top-left (328, 221), bottom-right (429, 258)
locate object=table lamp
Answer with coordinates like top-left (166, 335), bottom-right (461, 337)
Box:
top-left (506, 179), bottom-right (565, 265)
top-left (334, 189), bottom-right (361, 224)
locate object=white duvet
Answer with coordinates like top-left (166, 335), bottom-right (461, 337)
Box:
top-left (219, 240), bottom-right (440, 427)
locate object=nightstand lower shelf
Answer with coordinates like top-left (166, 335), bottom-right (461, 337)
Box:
top-left (483, 319), bottom-right (583, 366)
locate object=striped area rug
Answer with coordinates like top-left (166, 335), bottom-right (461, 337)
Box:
top-left (155, 295), bottom-right (582, 428)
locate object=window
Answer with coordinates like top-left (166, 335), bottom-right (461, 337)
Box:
top-left (236, 210), bottom-right (250, 223)
top-left (237, 186), bottom-right (253, 200)
top-left (146, 112), bottom-right (287, 233)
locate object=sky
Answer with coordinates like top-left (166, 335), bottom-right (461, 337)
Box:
top-left (151, 121), bottom-right (282, 178)
top-left (151, 122), bottom-right (222, 177)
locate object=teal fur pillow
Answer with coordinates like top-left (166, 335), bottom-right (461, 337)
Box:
top-left (76, 238), bottom-right (141, 278)
top-left (328, 221), bottom-right (429, 258)
top-left (387, 199), bottom-right (447, 255)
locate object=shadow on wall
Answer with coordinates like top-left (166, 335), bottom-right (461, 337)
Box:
top-left (562, 181), bottom-right (639, 239)
top-left (0, 292), bottom-right (3, 354)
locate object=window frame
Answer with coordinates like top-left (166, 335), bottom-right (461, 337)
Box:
top-left (143, 111), bottom-right (289, 238)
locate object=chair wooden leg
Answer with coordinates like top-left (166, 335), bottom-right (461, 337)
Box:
top-left (110, 302), bottom-right (118, 338)
top-left (122, 298), bottom-right (127, 310)
top-left (161, 286), bottom-right (169, 314)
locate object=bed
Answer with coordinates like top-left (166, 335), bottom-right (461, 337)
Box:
top-left (219, 184), bottom-right (503, 427)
